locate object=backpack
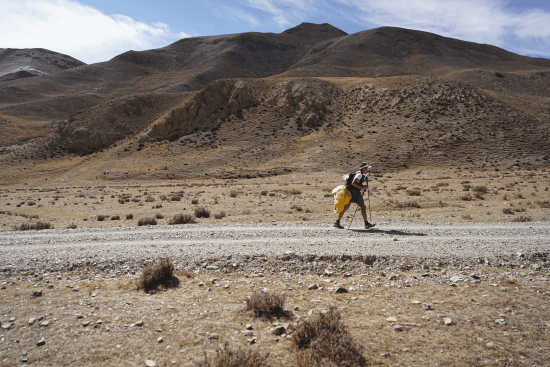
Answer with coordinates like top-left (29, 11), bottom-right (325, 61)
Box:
top-left (343, 171), bottom-right (366, 190)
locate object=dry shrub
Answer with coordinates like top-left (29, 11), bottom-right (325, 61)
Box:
top-left (462, 214), bottom-right (472, 220)
top-left (436, 182), bottom-right (449, 187)
top-left (195, 207), bottom-right (211, 218)
top-left (246, 292), bottom-right (291, 319)
top-left (97, 215), bottom-right (107, 221)
top-left (537, 200), bottom-right (550, 208)
top-left (305, 208), bottom-right (312, 213)
top-left (472, 185), bottom-right (488, 193)
top-left (474, 191), bottom-right (485, 200)
top-left (138, 257), bottom-right (176, 292)
top-left (111, 215), bottom-right (120, 220)
top-left (395, 200), bottom-right (420, 208)
top-left (155, 213), bottom-right (164, 219)
top-left (138, 217), bottom-right (157, 226)
top-left (196, 342), bottom-right (271, 367)
top-left (406, 189), bottom-right (421, 196)
top-left (191, 199), bottom-right (199, 204)
top-left (260, 190), bottom-right (268, 196)
top-left (66, 223), bottom-right (77, 229)
top-left (145, 196), bottom-right (155, 202)
top-left (515, 193), bottom-right (524, 199)
top-left (14, 221), bottom-right (53, 231)
top-left (126, 213), bottom-right (133, 220)
top-left (502, 208), bottom-right (514, 215)
top-left (461, 194), bottom-right (472, 201)
top-left (462, 185), bottom-right (471, 191)
top-left (214, 211), bottom-right (226, 219)
top-left (295, 205), bottom-right (303, 211)
top-left (170, 195), bottom-right (182, 201)
top-left (293, 307), bottom-right (366, 367)
top-left (512, 215), bottom-right (532, 222)
top-left (269, 193), bottom-right (276, 197)
top-left (229, 190), bottom-right (238, 198)
top-left (160, 195), bottom-right (167, 201)
top-left (168, 214), bottom-right (196, 225)
top-left (290, 189), bottom-right (302, 195)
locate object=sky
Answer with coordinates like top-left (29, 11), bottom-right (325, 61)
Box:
top-left (1, 0), bottom-right (550, 64)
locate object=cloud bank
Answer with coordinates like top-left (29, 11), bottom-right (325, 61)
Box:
top-left (0, 0), bottom-right (191, 64)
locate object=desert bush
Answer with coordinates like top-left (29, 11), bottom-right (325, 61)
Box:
top-left (472, 185), bottom-right (488, 193)
top-left (111, 215), bottom-right (120, 220)
top-left (13, 221), bottom-right (53, 231)
top-left (474, 191), bottom-right (485, 200)
top-left (260, 190), bottom-right (268, 196)
top-left (145, 196), bottom-right (155, 202)
top-left (462, 185), bottom-right (471, 191)
top-left (138, 217), bottom-right (157, 226)
top-left (305, 208), bottom-right (312, 213)
top-left (293, 307), bottom-right (366, 367)
top-left (168, 214), bottom-right (196, 225)
top-left (138, 257), bottom-right (175, 292)
top-left (214, 211), bottom-right (226, 219)
top-left (462, 214), bottom-right (472, 220)
top-left (295, 205), bottom-right (303, 211)
top-left (153, 204), bottom-right (162, 209)
top-left (436, 183), bottom-right (449, 187)
top-left (406, 189), bottom-right (421, 196)
top-left (502, 208), bottom-right (514, 215)
top-left (515, 193), bottom-right (524, 199)
top-left (97, 215), bottom-right (107, 221)
top-left (537, 200), bottom-right (550, 208)
top-left (269, 193), bottom-right (276, 197)
top-left (460, 180), bottom-right (470, 184)
top-left (394, 200), bottom-right (420, 208)
top-left (126, 213), bottom-right (133, 220)
top-left (512, 215), bottom-right (532, 222)
top-left (66, 223), bottom-right (77, 229)
top-left (191, 199), bottom-right (199, 204)
top-left (461, 194), bottom-right (472, 201)
top-left (27, 201), bottom-right (36, 206)
top-left (160, 195), bottom-right (167, 201)
top-left (324, 193), bottom-right (331, 197)
top-left (246, 292), bottom-right (290, 319)
top-left (118, 198), bottom-right (125, 204)
top-left (170, 195), bottom-right (182, 201)
top-left (229, 190), bottom-right (238, 198)
top-left (196, 342), bottom-right (271, 367)
top-left (155, 213), bottom-right (164, 219)
top-left (195, 207), bottom-right (211, 218)
top-left (131, 198), bottom-right (140, 202)
top-left (290, 189), bottom-right (301, 195)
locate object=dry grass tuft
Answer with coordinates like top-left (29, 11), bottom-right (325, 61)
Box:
top-left (394, 200), bottom-right (420, 208)
top-left (13, 221), bottom-right (53, 231)
top-left (97, 215), bottom-right (107, 221)
top-left (461, 194), bottom-right (472, 201)
top-left (111, 215), bottom-right (120, 220)
top-left (65, 223), bottom-right (77, 229)
top-left (195, 207), bottom-right (211, 218)
top-left (229, 190), bottom-right (238, 198)
top-left (246, 292), bottom-right (291, 319)
top-left (512, 215), bottom-right (532, 222)
top-left (126, 213), bottom-right (133, 220)
top-left (191, 199), bottom-right (199, 204)
top-left (138, 217), bottom-right (157, 226)
top-left (138, 257), bottom-right (177, 292)
top-left (196, 342), bottom-right (271, 367)
top-left (502, 208), bottom-right (514, 215)
top-left (537, 200), bottom-right (550, 208)
top-left (214, 211), bottom-right (226, 219)
top-left (462, 214), bottom-right (472, 220)
top-left (168, 214), bottom-right (196, 225)
top-left (293, 307), bottom-right (366, 367)
top-left (406, 189), bottom-right (421, 196)
top-left (472, 185), bottom-right (488, 193)
top-left (154, 213), bottom-right (164, 219)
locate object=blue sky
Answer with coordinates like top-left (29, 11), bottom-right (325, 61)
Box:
top-left (1, 0), bottom-right (550, 64)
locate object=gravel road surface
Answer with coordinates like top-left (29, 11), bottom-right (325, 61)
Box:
top-left (1, 220), bottom-right (549, 273)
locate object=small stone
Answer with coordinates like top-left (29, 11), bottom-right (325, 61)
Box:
top-left (486, 342), bottom-right (495, 348)
top-left (96, 320), bottom-right (103, 325)
top-left (324, 269), bottom-right (333, 276)
top-left (308, 284), bottom-right (319, 290)
top-left (158, 337), bottom-right (163, 343)
top-left (145, 360), bottom-right (156, 367)
top-left (386, 317), bottom-right (397, 322)
top-left (422, 304), bottom-right (433, 310)
top-left (40, 321), bottom-right (50, 327)
top-left (198, 282), bottom-right (204, 287)
top-left (22, 351), bottom-right (27, 356)
top-left (242, 330), bottom-right (253, 336)
top-left (28, 318), bottom-right (36, 325)
top-left (245, 324), bottom-right (253, 330)
top-left (444, 318), bottom-right (452, 325)
top-left (135, 321), bottom-right (144, 327)
top-left (411, 300), bottom-right (421, 304)
top-left (22, 358), bottom-right (28, 363)
top-left (402, 348), bottom-right (410, 352)
top-left (82, 321), bottom-right (90, 327)
top-left (1, 323), bottom-right (12, 330)
top-left (77, 315), bottom-right (84, 319)
top-left (272, 326), bottom-right (286, 335)
top-left (106, 327), bottom-right (110, 332)
top-left (206, 266), bottom-right (219, 271)
top-left (208, 333), bottom-right (219, 339)
top-left (32, 291), bottom-right (42, 297)
top-left (335, 287), bottom-right (348, 294)
top-left (36, 339), bottom-right (46, 346)
top-left (495, 319), bottom-right (507, 325)
top-left (343, 273), bottom-right (352, 278)
top-left (91, 293), bottom-right (96, 297)
top-left (248, 336), bottom-right (257, 344)
top-left (393, 325), bottom-right (403, 331)
top-left (9, 317), bottom-right (15, 322)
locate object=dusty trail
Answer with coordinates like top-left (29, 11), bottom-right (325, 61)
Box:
top-left (0, 220), bottom-right (549, 272)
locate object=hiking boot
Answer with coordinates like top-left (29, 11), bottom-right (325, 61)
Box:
top-left (365, 222), bottom-right (376, 229)
top-left (333, 221), bottom-right (344, 229)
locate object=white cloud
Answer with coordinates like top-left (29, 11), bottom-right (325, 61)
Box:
top-left (241, 0), bottom-right (321, 28)
top-left (336, 0), bottom-right (550, 57)
top-left (0, 0), bottom-right (192, 64)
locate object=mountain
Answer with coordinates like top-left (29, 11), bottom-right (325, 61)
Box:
top-left (0, 24), bottom-right (549, 184)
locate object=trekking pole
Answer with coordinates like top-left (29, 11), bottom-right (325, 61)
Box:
top-left (367, 178), bottom-right (372, 223)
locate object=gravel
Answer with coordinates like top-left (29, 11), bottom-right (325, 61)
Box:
top-left (0, 220), bottom-right (549, 274)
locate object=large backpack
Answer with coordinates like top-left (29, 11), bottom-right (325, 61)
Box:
top-left (344, 171), bottom-right (365, 190)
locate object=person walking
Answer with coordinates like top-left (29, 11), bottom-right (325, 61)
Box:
top-left (334, 162), bottom-right (375, 229)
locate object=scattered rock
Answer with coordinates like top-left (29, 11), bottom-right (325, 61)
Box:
top-left (308, 284), bottom-right (319, 290)
top-left (422, 304), bottom-right (433, 310)
top-left (324, 269), bottom-right (333, 276)
top-left (1, 323), bottom-right (12, 330)
top-left (28, 318), bottom-right (36, 325)
top-left (206, 266), bottom-right (219, 270)
top-left (444, 318), bottom-right (452, 326)
top-left (334, 287), bottom-right (348, 294)
top-left (393, 325), bottom-right (403, 331)
top-left (40, 321), bottom-right (50, 327)
top-left (158, 337), bottom-right (163, 343)
top-left (32, 291), bottom-right (42, 297)
top-left (208, 333), bottom-right (219, 339)
top-left (245, 324), bottom-right (253, 330)
top-left (495, 319), bottom-right (507, 325)
top-left (96, 320), bottom-right (103, 325)
top-left (486, 342), bottom-right (495, 348)
top-left (145, 360), bottom-right (156, 367)
top-left (386, 317), bottom-right (397, 322)
top-left (82, 321), bottom-right (90, 327)
top-left (248, 336), bottom-right (257, 344)
top-left (273, 326), bottom-right (286, 335)
top-left (36, 339), bottom-right (45, 346)
top-left (135, 320), bottom-right (144, 327)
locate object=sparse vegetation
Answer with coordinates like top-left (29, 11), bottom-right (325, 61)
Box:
top-left (154, 213), bottom-right (164, 219)
top-left (196, 342), bottom-right (271, 367)
top-left (65, 223), bottom-right (77, 229)
top-left (537, 200), bottom-right (550, 208)
top-left (512, 215), bottom-right (532, 222)
top-left (97, 215), bottom-right (107, 221)
top-left (191, 199), bottom-right (199, 204)
top-left (406, 189), bottom-right (421, 196)
top-left (138, 217), bottom-right (157, 226)
top-left (214, 211), bottom-right (226, 219)
top-left (461, 194), bottom-right (472, 201)
top-left (261, 190), bottom-right (268, 196)
top-left (168, 214), bottom-right (196, 225)
top-left (195, 207), bottom-right (211, 218)
top-left (245, 292), bottom-right (290, 319)
top-left (472, 185), bottom-right (488, 193)
top-left (111, 215), bottom-right (120, 220)
top-left (145, 196), bottom-right (155, 202)
top-left (502, 208), bottom-right (514, 215)
top-left (126, 213), bottom-right (133, 220)
top-left (169, 195), bottom-right (182, 201)
top-left (138, 257), bottom-right (176, 292)
top-left (229, 190), bottom-right (238, 198)
top-left (13, 221), bottom-right (53, 231)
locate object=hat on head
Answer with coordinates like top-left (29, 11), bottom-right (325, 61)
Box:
top-left (359, 162), bottom-right (372, 170)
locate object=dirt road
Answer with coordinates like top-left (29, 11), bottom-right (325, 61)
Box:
top-left (1, 220), bottom-right (549, 272)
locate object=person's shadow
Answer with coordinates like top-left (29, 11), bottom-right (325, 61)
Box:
top-left (350, 228), bottom-right (427, 237)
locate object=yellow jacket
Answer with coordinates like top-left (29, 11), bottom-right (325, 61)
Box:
top-left (331, 185), bottom-right (351, 214)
